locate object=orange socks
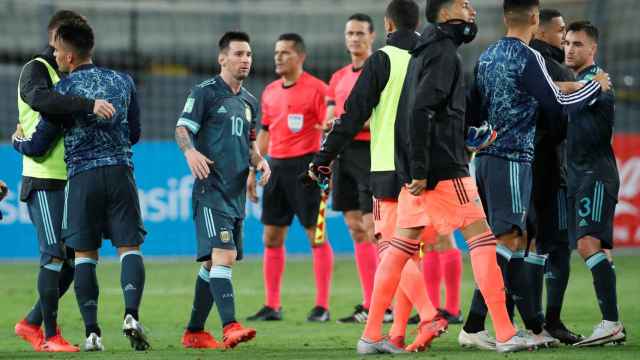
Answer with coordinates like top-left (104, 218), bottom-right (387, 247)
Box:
top-left (401, 258), bottom-right (438, 322)
top-left (363, 237), bottom-right (419, 341)
top-left (466, 231), bottom-right (516, 342)
top-left (389, 286), bottom-right (412, 339)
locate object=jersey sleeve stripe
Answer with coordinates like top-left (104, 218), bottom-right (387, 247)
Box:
top-left (531, 50), bottom-right (601, 105)
top-left (177, 118), bottom-right (200, 134)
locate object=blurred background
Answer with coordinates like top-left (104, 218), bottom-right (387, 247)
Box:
top-left (1, 0), bottom-right (638, 137)
top-left (1, 0), bottom-right (639, 258)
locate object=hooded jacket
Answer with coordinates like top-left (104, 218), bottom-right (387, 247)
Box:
top-left (395, 24), bottom-right (469, 189)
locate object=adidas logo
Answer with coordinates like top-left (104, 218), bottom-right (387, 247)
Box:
top-left (84, 300), bottom-right (98, 307)
top-left (217, 106), bottom-right (227, 114)
top-left (124, 283), bottom-right (137, 291)
top-left (579, 219), bottom-right (589, 227)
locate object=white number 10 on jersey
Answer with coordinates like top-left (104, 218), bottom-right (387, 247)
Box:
top-left (231, 116), bottom-right (244, 137)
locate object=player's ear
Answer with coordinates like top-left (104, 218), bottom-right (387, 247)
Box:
top-left (218, 52), bottom-right (225, 68)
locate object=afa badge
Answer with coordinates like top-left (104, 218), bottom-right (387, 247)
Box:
top-left (220, 230), bottom-right (232, 243)
top-left (245, 105), bottom-right (252, 122)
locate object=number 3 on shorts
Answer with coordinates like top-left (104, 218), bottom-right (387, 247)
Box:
top-left (578, 197), bottom-right (591, 218)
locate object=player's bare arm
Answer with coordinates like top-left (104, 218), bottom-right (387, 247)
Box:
top-left (249, 141), bottom-right (270, 186)
top-left (175, 126), bottom-right (213, 180)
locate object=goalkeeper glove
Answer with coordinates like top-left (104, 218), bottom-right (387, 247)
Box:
top-left (466, 122), bottom-right (497, 152)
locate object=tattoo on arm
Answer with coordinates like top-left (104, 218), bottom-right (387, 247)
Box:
top-left (175, 126), bottom-right (195, 153)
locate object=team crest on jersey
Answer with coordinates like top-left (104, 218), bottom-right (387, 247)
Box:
top-left (245, 104), bottom-right (252, 122)
top-left (220, 230), bottom-right (232, 243)
top-left (288, 114), bottom-right (304, 133)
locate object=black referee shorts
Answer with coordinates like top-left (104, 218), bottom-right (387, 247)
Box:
top-left (331, 141), bottom-right (373, 214)
top-left (261, 153), bottom-right (321, 228)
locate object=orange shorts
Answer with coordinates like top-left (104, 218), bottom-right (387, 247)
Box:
top-left (373, 197), bottom-right (438, 257)
top-left (373, 198), bottom-right (398, 242)
top-left (397, 177), bottom-right (486, 235)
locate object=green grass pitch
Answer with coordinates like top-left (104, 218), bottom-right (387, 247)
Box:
top-left (0, 255), bottom-right (637, 359)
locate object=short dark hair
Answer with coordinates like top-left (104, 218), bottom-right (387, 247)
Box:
top-left (348, 13), bottom-right (375, 33)
top-left (47, 10), bottom-right (86, 32)
top-left (503, 0), bottom-right (539, 13)
top-left (426, 0), bottom-right (454, 23)
top-left (539, 8), bottom-right (563, 25)
top-left (218, 31), bottom-right (251, 52)
top-left (567, 21), bottom-right (599, 43)
top-left (55, 19), bottom-right (94, 60)
top-left (277, 33), bottom-right (306, 54)
top-left (385, 0), bottom-right (420, 31)
top-left (503, 0), bottom-right (539, 25)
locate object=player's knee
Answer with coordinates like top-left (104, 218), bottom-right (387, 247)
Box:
top-left (263, 226), bottom-right (285, 248)
top-left (117, 245), bottom-right (141, 256)
top-left (211, 249), bottom-right (236, 267)
top-left (496, 229), bottom-right (521, 252)
top-left (434, 234), bottom-right (453, 251)
top-left (345, 216), bottom-right (366, 243)
top-left (576, 236), bottom-right (601, 259)
top-left (202, 260), bottom-right (212, 270)
top-left (75, 250), bottom-right (99, 261)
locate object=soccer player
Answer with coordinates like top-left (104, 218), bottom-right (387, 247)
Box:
top-left (176, 31), bottom-right (269, 350)
top-left (461, 0), bottom-right (608, 349)
top-left (248, 33), bottom-right (333, 322)
top-left (311, 0), bottom-right (451, 353)
top-left (529, 9), bottom-right (583, 344)
top-left (562, 21), bottom-right (626, 346)
top-left (10, 10), bottom-right (115, 353)
top-left (45, 20), bottom-right (148, 351)
top-left (325, 13), bottom-right (379, 324)
top-left (353, 0), bottom-right (541, 353)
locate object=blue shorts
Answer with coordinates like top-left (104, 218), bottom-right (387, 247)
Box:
top-left (474, 155), bottom-right (532, 236)
top-left (193, 200), bottom-right (244, 261)
top-left (568, 179), bottom-right (618, 249)
top-left (531, 187), bottom-right (569, 254)
top-left (63, 165), bottom-right (146, 251)
top-left (26, 189), bottom-right (73, 266)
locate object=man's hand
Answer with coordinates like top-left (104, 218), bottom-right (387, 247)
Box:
top-left (466, 121), bottom-right (497, 152)
top-left (247, 171), bottom-right (258, 203)
top-left (93, 99), bottom-right (116, 119)
top-left (406, 179), bottom-right (426, 196)
top-left (184, 148), bottom-right (213, 180)
top-left (256, 157), bottom-right (271, 186)
top-left (11, 124), bottom-right (24, 142)
top-left (304, 163), bottom-right (331, 191)
top-left (593, 71), bottom-right (612, 92)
